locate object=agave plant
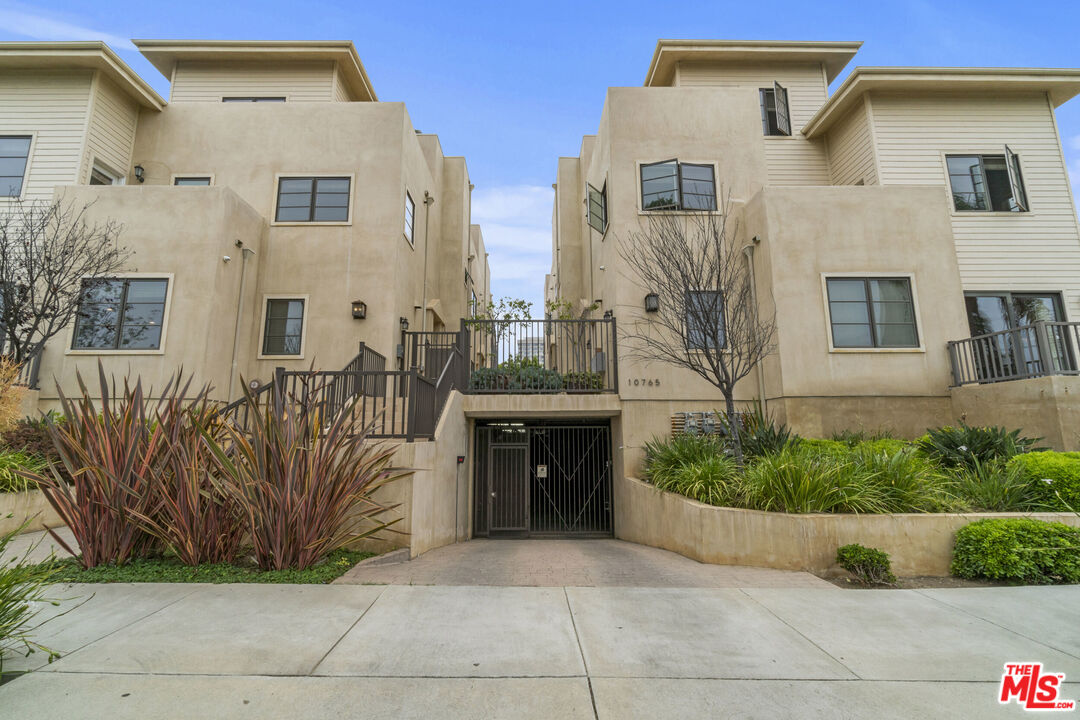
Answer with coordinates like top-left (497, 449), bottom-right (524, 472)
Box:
top-left (24, 364), bottom-right (166, 568)
top-left (204, 375), bottom-right (406, 571)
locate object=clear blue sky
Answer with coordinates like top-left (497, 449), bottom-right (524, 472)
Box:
top-left (3, 0), bottom-right (1079, 314)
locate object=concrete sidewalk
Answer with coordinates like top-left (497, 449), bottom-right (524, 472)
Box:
top-left (2, 581), bottom-right (1078, 718)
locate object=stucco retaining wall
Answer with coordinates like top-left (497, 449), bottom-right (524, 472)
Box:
top-left (615, 475), bottom-right (1080, 576)
top-left (0, 488), bottom-right (65, 536)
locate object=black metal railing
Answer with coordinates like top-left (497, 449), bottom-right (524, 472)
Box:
top-left (948, 321), bottom-right (1080, 386)
top-left (3, 348), bottom-right (42, 390)
top-left (464, 317), bottom-right (617, 393)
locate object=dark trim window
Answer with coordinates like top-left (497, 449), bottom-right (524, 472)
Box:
top-left (222, 97), bottom-right (286, 102)
top-left (0, 136), bottom-right (31, 197)
top-left (946, 148), bottom-right (1028, 212)
top-left (759, 82), bottom-right (791, 136)
top-left (587, 182), bottom-right (607, 232)
top-left (686, 290), bottom-right (725, 350)
top-left (275, 177), bottom-right (351, 222)
top-left (404, 191), bottom-right (415, 243)
top-left (174, 176), bottom-right (211, 186)
top-left (826, 277), bottom-right (919, 348)
top-left (72, 278), bottom-right (169, 351)
top-left (641, 160), bottom-right (716, 211)
top-left (262, 298), bottom-right (305, 355)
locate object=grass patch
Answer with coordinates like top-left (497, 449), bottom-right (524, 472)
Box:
top-left (45, 548), bottom-right (375, 585)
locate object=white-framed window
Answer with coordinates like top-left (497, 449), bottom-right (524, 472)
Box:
top-left (70, 276), bottom-right (171, 352)
top-left (404, 191), bottom-right (415, 244)
top-left (259, 296), bottom-right (307, 357)
top-left (273, 176), bottom-right (352, 224)
top-left (172, 175), bottom-right (213, 186)
top-left (89, 160), bottom-right (124, 186)
top-left (0, 135), bottom-right (32, 197)
top-left (823, 274), bottom-right (922, 351)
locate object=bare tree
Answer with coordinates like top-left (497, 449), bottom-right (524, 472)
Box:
top-left (0, 198), bottom-right (130, 363)
top-left (618, 194), bottom-right (776, 464)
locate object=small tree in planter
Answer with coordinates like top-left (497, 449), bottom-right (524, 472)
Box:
top-left (618, 195), bottom-right (776, 465)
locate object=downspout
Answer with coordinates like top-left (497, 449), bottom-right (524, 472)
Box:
top-left (227, 244), bottom-right (256, 400)
top-left (420, 190), bottom-right (435, 340)
top-left (742, 237), bottom-right (766, 412)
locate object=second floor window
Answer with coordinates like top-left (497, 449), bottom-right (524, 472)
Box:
top-left (405, 192), bottom-right (415, 243)
top-left (947, 148), bottom-right (1028, 212)
top-left (759, 82), bottom-right (791, 136)
top-left (0, 136), bottom-right (31, 197)
top-left (641, 160), bottom-right (716, 212)
top-left (174, 176), bottom-right (211, 186)
top-left (587, 182), bottom-right (607, 232)
top-left (275, 177), bottom-right (351, 222)
top-left (222, 97), bottom-right (286, 102)
top-left (72, 278), bottom-right (169, 351)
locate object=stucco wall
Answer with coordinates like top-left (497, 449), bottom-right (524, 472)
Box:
top-left (951, 375), bottom-right (1080, 451)
top-left (0, 489), bottom-right (65, 536)
top-left (616, 475), bottom-right (1080, 576)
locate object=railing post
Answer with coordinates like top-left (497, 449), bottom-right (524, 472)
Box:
top-left (459, 318), bottom-right (471, 391)
top-left (272, 366), bottom-right (286, 415)
top-left (609, 316), bottom-right (619, 392)
top-left (946, 341), bottom-right (961, 387)
top-left (406, 368), bottom-right (418, 442)
top-left (1033, 321), bottom-right (1054, 375)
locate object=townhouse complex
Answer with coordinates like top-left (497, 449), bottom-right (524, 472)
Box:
top-left (1, 40), bottom-right (490, 416)
top-left (3, 37), bottom-right (1080, 552)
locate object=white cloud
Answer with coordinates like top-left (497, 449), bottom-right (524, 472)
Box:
top-left (472, 185), bottom-right (554, 315)
top-left (0, 6), bottom-right (134, 50)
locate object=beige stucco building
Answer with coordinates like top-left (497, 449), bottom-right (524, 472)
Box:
top-left (0, 40), bottom-right (489, 408)
top-left (550, 40), bottom-right (1080, 465)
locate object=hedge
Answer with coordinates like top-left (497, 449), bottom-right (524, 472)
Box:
top-left (1006, 451), bottom-right (1080, 511)
top-left (951, 518), bottom-right (1080, 584)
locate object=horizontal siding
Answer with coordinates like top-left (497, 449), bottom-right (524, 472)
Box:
top-left (83, 74), bottom-right (139, 182)
top-left (678, 62), bottom-right (831, 185)
top-left (332, 67), bottom-right (350, 102)
top-left (0, 70), bottom-right (92, 200)
top-left (170, 61), bottom-right (336, 102)
top-left (871, 92), bottom-right (1080, 319)
top-left (826, 97), bottom-right (877, 185)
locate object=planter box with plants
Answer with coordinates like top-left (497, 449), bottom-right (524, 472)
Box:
top-left (626, 413), bottom-right (1080, 577)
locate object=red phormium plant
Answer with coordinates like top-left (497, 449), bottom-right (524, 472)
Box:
top-left (25, 364), bottom-right (165, 568)
top-left (205, 375), bottom-right (405, 571)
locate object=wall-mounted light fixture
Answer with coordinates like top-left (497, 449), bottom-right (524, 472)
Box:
top-left (603, 310), bottom-right (613, 319)
top-left (399, 316), bottom-right (410, 331)
top-left (644, 293), bottom-right (660, 313)
top-left (133, 165), bottom-right (145, 183)
top-left (352, 300), bottom-right (367, 319)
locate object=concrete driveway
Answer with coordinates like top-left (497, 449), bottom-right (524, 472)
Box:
top-left (2, 540), bottom-right (1079, 718)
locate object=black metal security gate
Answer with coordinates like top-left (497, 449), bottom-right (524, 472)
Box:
top-left (473, 421), bottom-right (612, 537)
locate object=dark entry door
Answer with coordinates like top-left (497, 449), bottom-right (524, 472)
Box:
top-left (488, 444), bottom-right (528, 533)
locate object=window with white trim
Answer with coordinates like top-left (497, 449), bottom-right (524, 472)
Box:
top-left (174, 176), bottom-right (211, 186)
top-left (262, 299), bottom-right (305, 355)
top-left (826, 277), bottom-right (918, 348)
top-left (759, 82), bottom-right (791, 136)
top-left (72, 278), bottom-right (169, 350)
top-left (587, 182), bottom-right (607, 232)
top-left (946, 148), bottom-right (1028, 212)
top-left (405, 191), bottom-right (415, 243)
top-left (275, 177), bottom-right (351, 222)
top-left (0, 136), bottom-right (31, 197)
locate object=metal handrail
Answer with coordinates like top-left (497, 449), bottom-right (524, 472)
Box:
top-left (948, 320), bottom-right (1080, 386)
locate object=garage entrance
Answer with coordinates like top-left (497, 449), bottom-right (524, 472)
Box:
top-left (473, 421), bottom-right (613, 537)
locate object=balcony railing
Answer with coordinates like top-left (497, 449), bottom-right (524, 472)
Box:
top-left (948, 321), bottom-right (1080, 386)
top-left (464, 317), bottom-right (618, 393)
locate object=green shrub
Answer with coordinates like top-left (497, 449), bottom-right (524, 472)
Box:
top-left (949, 458), bottom-right (1044, 512)
top-left (798, 438), bottom-right (849, 456)
top-left (850, 446), bottom-right (955, 513)
top-left (951, 518), bottom-right (1080, 584)
top-left (731, 403), bottom-right (798, 459)
top-left (918, 424), bottom-right (1041, 469)
top-left (831, 429), bottom-right (897, 447)
top-left (856, 438), bottom-right (910, 456)
top-left (562, 371), bottom-right (603, 391)
top-left (469, 356), bottom-right (563, 391)
top-left (642, 434), bottom-right (737, 506)
top-left (836, 543), bottom-right (896, 584)
top-left (740, 446), bottom-right (888, 514)
top-left (0, 450), bottom-right (48, 494)
top-left (1007, 451), bottom-right (1080, 511)
top-left (0, 518), bottom-right (61, 673)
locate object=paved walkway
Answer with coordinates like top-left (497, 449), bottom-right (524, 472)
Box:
top-left (2, 578), bottom-right (1078, 718)
top-left (336, 539), bottom-right (832, 587)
